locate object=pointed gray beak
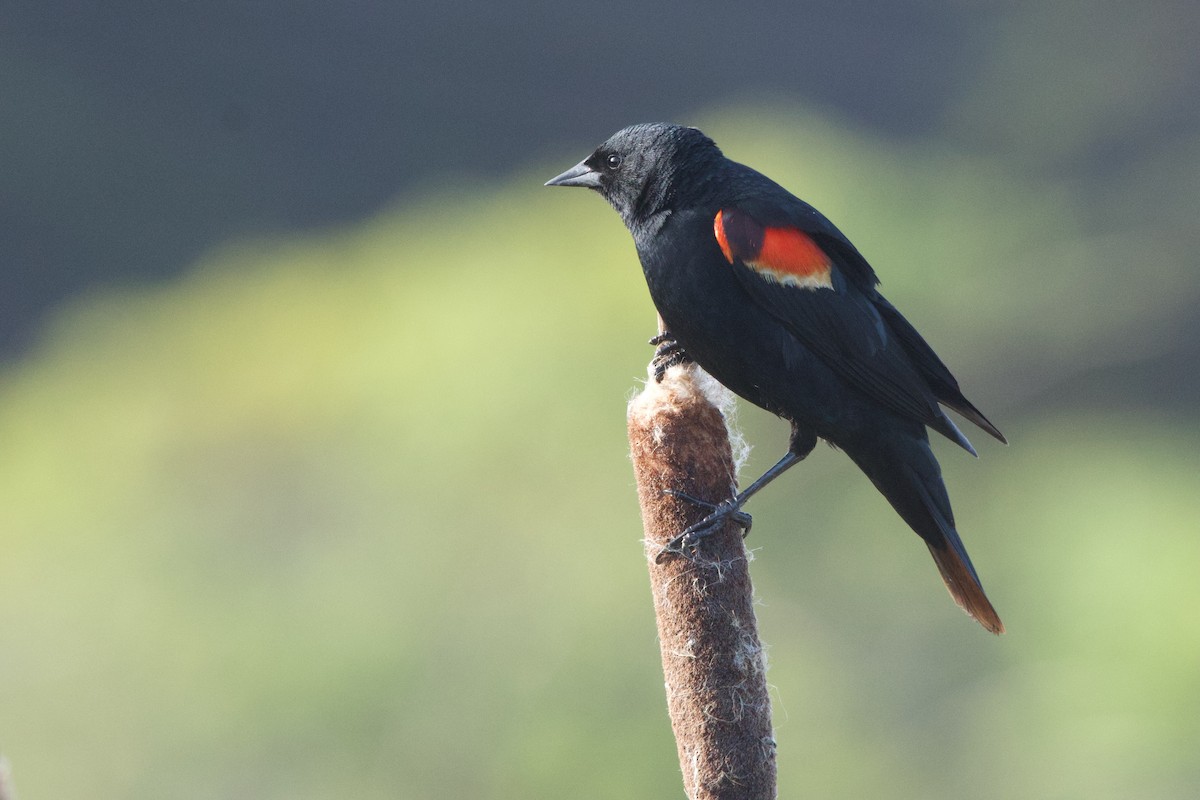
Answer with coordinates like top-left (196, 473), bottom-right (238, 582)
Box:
top-left (545, 160), bottom-right (602, 189)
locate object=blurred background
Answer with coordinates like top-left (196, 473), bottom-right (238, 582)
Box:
top-left (2, 1), bottom-right (1198, 797)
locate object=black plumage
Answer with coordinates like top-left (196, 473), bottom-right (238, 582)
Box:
top-left (548, 123), bottom-right (1005, 633)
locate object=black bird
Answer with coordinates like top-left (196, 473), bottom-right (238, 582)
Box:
top-left (547, 123), bottom-right (1007, 633)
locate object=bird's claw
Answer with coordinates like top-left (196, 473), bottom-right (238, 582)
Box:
top-left (655, 489), bottom-right (753, 563)
top-left (649, 333), bottom-right (692, 382)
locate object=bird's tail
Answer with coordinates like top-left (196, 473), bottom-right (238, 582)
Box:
top-left (847, 433), bottom-right (1004, 634)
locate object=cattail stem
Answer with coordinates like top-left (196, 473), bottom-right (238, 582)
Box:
top-left (0, 755), bottom-right (17, 800)
top-left (628, 360), bottom-right (776, 800)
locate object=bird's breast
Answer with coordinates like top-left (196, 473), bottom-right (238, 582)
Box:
top-left (634, 216), bottom-right (851, 433)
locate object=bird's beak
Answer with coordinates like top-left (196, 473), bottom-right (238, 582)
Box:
top-left (545, 160), bottom-right (601, 189)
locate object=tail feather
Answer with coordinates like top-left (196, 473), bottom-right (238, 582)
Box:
top-left (848, 432), bottom-right (1004, 634)
top-left (926, 540), bottom-right (1004, 634)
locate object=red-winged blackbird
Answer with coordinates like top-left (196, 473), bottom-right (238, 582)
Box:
top-left (547, 123), bottom-right (1006, 633)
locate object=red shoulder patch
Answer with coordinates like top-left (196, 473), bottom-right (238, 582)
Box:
top-left (714, 208), bottom-right (833, 289)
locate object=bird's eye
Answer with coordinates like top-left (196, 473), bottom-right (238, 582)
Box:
top-left (606, 153), bottom-right (622, 170)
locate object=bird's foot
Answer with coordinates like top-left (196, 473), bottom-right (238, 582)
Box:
top-left (655, 489), bottom-right (752, 563)
top-left (649, 332), bottom-right (692, 382)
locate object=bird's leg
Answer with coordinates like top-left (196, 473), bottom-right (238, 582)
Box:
top-left (663, 489), bottom-right (755, 533)
top-left (649, 332), bottom-right (692, 382)
top-left (656, 450), bottom-right (804, 562)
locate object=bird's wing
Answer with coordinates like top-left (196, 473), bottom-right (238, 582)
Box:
top-left (872, 294), bottom-right (1006, 443)
top-left (714, 205), bottom-right (978, 452)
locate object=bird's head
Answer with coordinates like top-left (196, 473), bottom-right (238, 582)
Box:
top-left (546, 123), bottom-right (722, 226)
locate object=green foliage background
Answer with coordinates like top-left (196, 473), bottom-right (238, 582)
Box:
top-left (3, 10), bottom-right (1199, 795)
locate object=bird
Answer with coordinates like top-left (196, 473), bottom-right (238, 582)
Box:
top-left (546, 123), bottom-right (1007, 633)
